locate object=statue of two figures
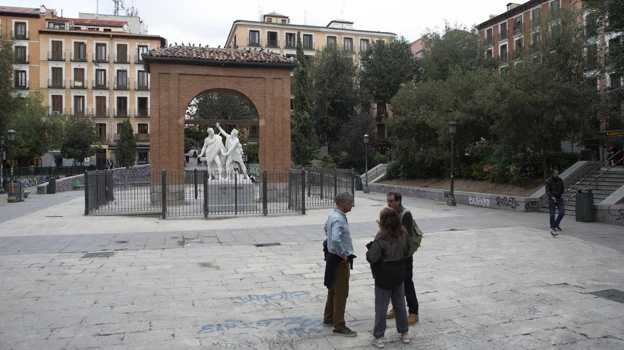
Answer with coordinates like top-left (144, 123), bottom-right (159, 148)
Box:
top-left (198, 123), bottom-right (248, 180)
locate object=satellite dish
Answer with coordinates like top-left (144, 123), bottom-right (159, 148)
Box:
top-left (123, 24), bottom-right (129, 32)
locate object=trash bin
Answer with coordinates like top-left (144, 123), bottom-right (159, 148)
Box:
top-left (575, 189), bottom-right (595, 222)
top-left (47, 178), bottom-right (57, 194)
top-left (354, 175), bottom-right (363, 191)
top-left (8, 180), bottom-right (24, 202)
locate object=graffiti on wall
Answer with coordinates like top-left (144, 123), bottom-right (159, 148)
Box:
top-left (496, 196), bottom-right (518, 209)
top-left (468, 196), bottom-right (490, 207)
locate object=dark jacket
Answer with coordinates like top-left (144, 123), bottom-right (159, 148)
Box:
top-left (545, 176), bottom-right (564, 199)
top-left (366, 232), bottom-right (414, 289)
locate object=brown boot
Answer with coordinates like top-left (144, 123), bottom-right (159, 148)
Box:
top-left (408, 313), bottom-right (419, 325)
top-left (386, 308), bottom-right (395, 319)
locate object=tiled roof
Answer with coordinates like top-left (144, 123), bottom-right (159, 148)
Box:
top-left (143, 46), bottom-right (296, 66)
top-left (72, 18), bottom-right (127, 27)
top-left (0, 6), bottom-right (55, 17)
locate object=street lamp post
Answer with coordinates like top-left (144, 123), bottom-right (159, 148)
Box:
top-left (243, 143), bottom-right (248, 175)
top-left (0, 135), bottom-right (5, 194)
top-left (363, 134), bottom-right (370, 194)
top-left (7, 130), bottom-right (16, 199)
top-left (448, 122), bottom-right (457, 206)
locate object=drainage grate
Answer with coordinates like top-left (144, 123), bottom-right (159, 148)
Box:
top-left (46, 215), bottom-right (64, 218)
top-left (115, 241), bottom-right (129, 244)
top-left (255, 243), bottom-right (281, 247)
top-left (82, 251), bottom-right (115, 258)
top-left (589, 289), bottom-right (624, 304)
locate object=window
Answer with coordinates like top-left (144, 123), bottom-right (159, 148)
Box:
top-left (95, 69), bottom-right (107, 88)
top-left (500, 44), bottom-right (508, 60)
top-left (327, 36), bottom-right (337, 49)
top-left (48, 22), bottom-right (65, 29)
top-left (486, 49), bottom-right (493, 59)
top-left (500, 22), bottom-right (508, 41)
top-left (267, 18), bottom-right (272, 23)
top-left (532, 31), bottom-right (541, 50)
top-left (74, 96), bottom-right (85, 116)
top-left (15, 70), bottom-right (27, 89)
top-left (514, 16), bottom-right (523, 35)
top-left (116, 70), bottom-right (128, 89)
top-left (73, 42), bottom-right (86, 61)
top-left (51, 67), bottom-right (63, 88)
top-left (137, 71), bottom-right (148, 90)
top-left (14, 22), bottom-right (27, 39)
top-left (73, 68), bottom-right (85, 87)
top-left (138, 152), bottom-right (149, 164)
top-left (116, 97), bottom-right (128, 117)
top-left (360, 39), bottom-right (370, 52)
top-left (285, 33), bottom-right (296, 48)
top-left (52, 95), bottom-right (63, 114)
top-left (281, 19), bottom-right (287, 24)
top-left (303, 34), bottom-right (313, 50)
top-left (96, 123), bottom-right (107, 142)
top-left (550, 0), bottom-right (560, 18)
top-left (138, 123), bottom-right (148, 134)
top-left (137, 97), bottom-right (148, 117)
top-left (137, 45), bottom-right (148, 63)
top-left (51, 40), bottom-right (63, 60)
top-left (344, 38), bottom-right (353, 52)
top-left (14, 46), bottom-right (27, 63)
top-left (486, 28), bottom-right (493, 45)
top-left (96, 96), bottom-right (107, 116)
top-left (610, 74), bottom-right (622, 89)
top-left (514, 38), bottom-right (523, 58)
top-left (116, 123), bottom-right (123, 134)
top-left (267, 31), bottom-right (278, 47)
top-left (95, 43), bottom-right (107, 62)
top-left (586, 13), bottom-right (598, 37)
top-left (531, 8), bottom-right (541, 27)
top-left (587, 44), bottom-right (598, 69)
top-left (249, 30), bottom-right (260, 46)
top-left (116, 44), bottom-right (128, 63)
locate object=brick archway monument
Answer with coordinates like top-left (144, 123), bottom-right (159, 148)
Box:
top-left (143, 46), bottom-right (295, 174)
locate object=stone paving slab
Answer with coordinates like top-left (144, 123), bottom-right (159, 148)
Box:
top-left (1, 224), bottom-right (624, 349)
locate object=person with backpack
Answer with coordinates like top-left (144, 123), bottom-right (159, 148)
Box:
top-left (385, 192), bottom-right (422, 325)
top-left (366, 207), bottom-right (416, 348)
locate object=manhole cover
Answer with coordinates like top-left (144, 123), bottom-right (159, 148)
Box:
top-left (589, 289), bottom-right (624, 304)
top-left (83, 252), bottom-right (115, 258)
top-left (198, 262), bottom-right (217, 268)
top-left (115, 241), bottom-right (128, 244)
top-left (255, 243), bottom-right (281, 247)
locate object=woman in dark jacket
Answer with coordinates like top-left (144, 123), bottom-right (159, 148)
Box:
top-left (366, 208), bottom-right (415, 348)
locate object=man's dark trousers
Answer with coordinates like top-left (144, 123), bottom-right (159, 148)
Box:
top-left (404, 256), bottom-right (419, 314)
top-left (549, 198), bottom-right (565, 228)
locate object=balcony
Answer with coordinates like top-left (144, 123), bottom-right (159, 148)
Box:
top-left (89, 108), bottom-right (110, 118)
top-left (499, 31), bottom-right (508, 42)
top-left (13, 55), bottom-right (28, 64)
top-left (485, 38), bottom-right (493, 47)
top-left (266, 39), bottom-right (280, 48)
top-left (285, 41), bottom-right (296, 49)
top-left (114, 79), bottom-right (130, 90)
top-left (71, 80), bottom-right (86, 89)
top-left (48, 79), bottom-right (66, 89)
top-left (115, 110), bottom-right (130, 118)
top-left (500, 52), bottom-right (508, 61)
top-left (49, 108), bottom-right (66, 116)
top-left (48, 51), bottom-right (66, 61)
top-left (115, 54), bottom-right (130, 64)
top-left (92, 53), bottom-right (109, 63)
top-left (10, 32), bottom-right (29, 40)
top-left (92, 80), bottom-right (109, 90)
top-left (14, 80), bottom-right (29, 90)
top-left (248, 40), bottom-right (261, 47)
top-left (70, 108), bottom-right (86, 117)
top-left (71, 53), bottom-right (87, 62)
top-left (303, 43), bottom-right (314, 51)
top-left (135, 109), bottom-right (150, 118)
top-left (135, 53), bottom-right (146, 64)
top-left (135, 81), bottom-right (149, 91)
top-left (135, 133), bottom-right (150, 142)
top-left (513, 27), bottom-right (523, 36)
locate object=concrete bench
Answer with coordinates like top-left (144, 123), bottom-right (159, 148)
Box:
top-left (37, 184), bottom-right (48, 194)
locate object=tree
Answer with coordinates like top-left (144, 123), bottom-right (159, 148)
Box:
top-left (360, 37), bottom-right (419, 119)
top-left (188, 91), bottom-right (257, 120)
top-left (0, 38), bottom-right (20, 137)
top-left (332, 113), bottom-right (377, 171)
top-left (291, 31), bottom-right (318, 166)
top-left (310, 45), bottom-right (358, 148)
top-left (61, 118), bottom-right (99, 162)
top-left (116, 120), bottom-right (136, 167)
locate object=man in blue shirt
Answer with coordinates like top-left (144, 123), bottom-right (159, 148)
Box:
top-left (323, 192), bottom-right (357, 337)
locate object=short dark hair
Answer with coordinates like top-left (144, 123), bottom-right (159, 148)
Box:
top-left (387, 192), bottom-right (402, 203)
top-left (552, 168), bottom-right (560, 174)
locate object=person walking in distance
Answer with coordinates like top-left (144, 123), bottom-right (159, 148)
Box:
top-left (386, 192), bottom-right (420, 325)
top-left (546, 169), bottom-right (565, 236)
top-left (323, 192), bottom-right (357, 337)
top-left (367, 208), bottom-right (415, 348)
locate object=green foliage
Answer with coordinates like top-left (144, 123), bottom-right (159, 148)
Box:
top-left (0, 38), bottom-right (19, 137)
top-left (360, 37), bottom-right (419, 118)
top-left (60, 117), bottom-right (99, 161)
top-left (184, 126), bottom-right (207, 150)
top-left (188, 91), bottom-right (256, 120)
top-left (310, 155), bottom-right (337, 169)
top-left (116, 120), bottom-right (136, 167)
top-left (331, 113), bottom-right (377, 172)
top-left (373, 155), bottom-right (389, 165)
top-left (310, 45), bottom-right (358, 146)
top-left (291, 31), bottom-right (319, 166)
top-left (245, 143), bottom-right (259, 163)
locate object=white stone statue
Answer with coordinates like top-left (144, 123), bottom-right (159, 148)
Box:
top-left (216, 123), bottom-right (248, 180)
top-left (198, 127), bottom-right (225, 180)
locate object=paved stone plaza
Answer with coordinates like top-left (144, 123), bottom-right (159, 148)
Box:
top-left (1, 191), bottom-right (624, 349)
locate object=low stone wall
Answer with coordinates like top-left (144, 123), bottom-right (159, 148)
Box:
top-left (368, 183), bottom-right (541, 212)
top-left (595, 204), bottom-right (624, 226)
top-left (37, 174), bottom-right (84, 194)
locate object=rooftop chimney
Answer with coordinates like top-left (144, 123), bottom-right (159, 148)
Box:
top-left (39, 5), bottom-right (47, 14)
top-left (506, 3), bottom-right (521, 11)
top-left (489, 14), bottom-right (497, 19)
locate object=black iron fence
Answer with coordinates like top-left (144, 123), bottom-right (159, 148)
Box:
top-left (84, 168), bottom-right (356, 218)
top-left (3, 166), bottom-right (96, 178)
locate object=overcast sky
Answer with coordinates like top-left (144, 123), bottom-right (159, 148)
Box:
top-left (9, 0), bottom-right (514, 46)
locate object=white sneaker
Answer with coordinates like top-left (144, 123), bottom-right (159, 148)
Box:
top-left (400, 333), bottom-right (410, 344)
top-left (371, 336), bottom-right (385, 348)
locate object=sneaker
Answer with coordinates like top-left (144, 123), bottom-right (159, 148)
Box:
top-left (399, 333), bottom-right (410, 344)
top-left (386, 308), bottom-right (395, 319)
top-left (408, 313), bottom-right (419, 325)
top-left (370, 337), bottom-right (385, 348)
top-left (333, 327), bottom-right (357, 337)
top-left (550, 228), bottom-right (559, 237)
top-left (323, 322), bottom-right (333, 327)
top-left (555, 227), bottom-right (562, 232)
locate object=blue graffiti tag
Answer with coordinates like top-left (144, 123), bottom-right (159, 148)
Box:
top-left (198, 317), bottom-right (361, 337)
top-left (232, 291), bottom-right (324, 305)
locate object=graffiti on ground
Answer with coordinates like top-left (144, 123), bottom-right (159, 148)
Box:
top-left (198, 317), bottom-right (361, 338)
top-left (207, 335), bottom-right (321, 350)
top-left (525, 201), bottom-right (539, 212)
top-left (232, 291), bottom-right (325, 307)
top-left (496, 196), bottom-right (518, 209)
top-left (468, 196), bottom-right (490, 207)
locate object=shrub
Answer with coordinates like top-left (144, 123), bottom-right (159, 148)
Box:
top-left (373, 155), bottom-right (389, 165)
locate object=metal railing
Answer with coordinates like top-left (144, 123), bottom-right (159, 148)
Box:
top-left (71, 80), bottom-right (86, 89)
top-left (266, 39), bottom-right (280, 48)
top-left (114, 110), bottom-right (130, 118)
top-left (135, 109), bottom-right (150, 118)
top-left (93, 53), bottom-right (109, 63)
top-left (85, 168), bottom-right (356, 217)
top-left (48, 79), bottom-right (65, 89)
top-left (114, 79), bottom-right (130, 90)
top-left (14, 80), bottom-right (29, 90)
top-left (135, 53), bottom-right (146, 64)
top-left (135, 133), bottom-right (149, 141)
top-left (115, 54), bottom-right (130, 63)
top-left (89, 108), bottom-right (110, 118)
top-left (562, 150), bottom-right (623, 203)
top-left (135, 81), bottom-right (149, 90)
top-left (11, 32), bottom-right (29, 40)
top-left (13, 55), bottom-right (28, 64)
top-left (71, 52), bottom-right (87, 62)
top-left (3, 166), bottom-right (95, 178)
top-left (48, 51), bottom-right (66, 61)
top-left (92, 80), bottom-right (109, 90)
top-left (70, 108), bottom-right (86, 117)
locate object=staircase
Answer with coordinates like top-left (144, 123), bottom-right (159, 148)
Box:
top-left (560, 168), bottom-right (624, 215)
